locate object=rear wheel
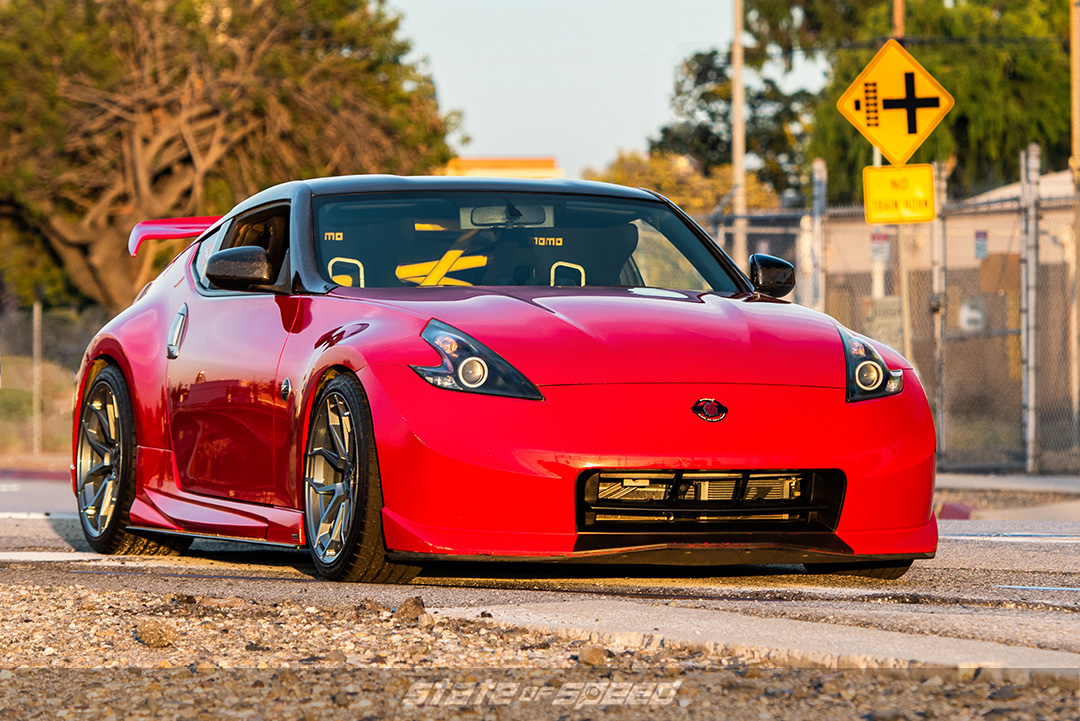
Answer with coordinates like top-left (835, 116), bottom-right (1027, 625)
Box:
top-left (303, 373), bottom-right (420, 583)
top-left (75, 365), bottom-right (190, 556)
top-left (803, 560), bottom-right (913, 580)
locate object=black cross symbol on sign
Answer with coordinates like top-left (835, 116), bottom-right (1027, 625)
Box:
top-left (882, 72), bottom-right (940, 134)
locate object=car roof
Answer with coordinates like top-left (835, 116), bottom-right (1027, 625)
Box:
top-left (230, 175), bottom-right (659, 216)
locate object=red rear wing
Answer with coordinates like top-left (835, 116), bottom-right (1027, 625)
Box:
top-left (127, 216), bottom-right (222, 256)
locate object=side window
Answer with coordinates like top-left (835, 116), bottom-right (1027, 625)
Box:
top-left (193, 226), bottom-right (227, 287)
top-left (199, 205), bottom-right (291, 291)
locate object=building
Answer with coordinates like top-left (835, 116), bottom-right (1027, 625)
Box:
top-left (443, 157), bottom-right (564, 180)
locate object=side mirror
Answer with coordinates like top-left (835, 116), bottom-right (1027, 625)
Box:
top-left (749, 253), bottom-right (795, 299)
top-left (205, 246), bottom-right (273, 291)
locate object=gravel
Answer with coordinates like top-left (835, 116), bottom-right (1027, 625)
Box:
top-left (0, 581), bottom-right (1075, 719)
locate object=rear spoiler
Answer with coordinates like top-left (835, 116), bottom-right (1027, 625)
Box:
top-left (127, 216), bottom-right (222, 256)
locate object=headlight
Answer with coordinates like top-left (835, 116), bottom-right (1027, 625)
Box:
top-left (411, 320), bottom-right (543, 400)
top-left (837, 326), bottom-right (903, 402)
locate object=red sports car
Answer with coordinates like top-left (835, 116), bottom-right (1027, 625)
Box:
top-left (72, 176), bottom-right (936, 583)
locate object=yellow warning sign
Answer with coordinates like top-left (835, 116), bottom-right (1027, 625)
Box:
top-left (863, 164), bottom-right (936, 224)
top-left (837, 40), bottom-right (954, 167)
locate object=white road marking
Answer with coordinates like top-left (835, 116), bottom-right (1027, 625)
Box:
top-left (0, 483), bottom-right (22, 492)
top-left (0, 512), bottom-right (79, 520)
top-left (940, 533), bottom-right (1080, 544)
top-left (0, 551), bottom-right (101, 562)
top-left (997, 585), bottom-right (1080, 592)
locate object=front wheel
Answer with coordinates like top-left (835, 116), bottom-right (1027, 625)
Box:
top-left (303, 373), bottom-right (419, 583)
top-left (803, 560), bottom-right (913, 580)
top-left (75, 364), bottom-right (190, 556)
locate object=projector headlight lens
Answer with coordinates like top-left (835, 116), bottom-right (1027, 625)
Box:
top-left (855, 360), bottom-right (884, 391)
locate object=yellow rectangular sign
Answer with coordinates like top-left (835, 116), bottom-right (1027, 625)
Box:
top-left (863, 164), bottom-right (935, 224)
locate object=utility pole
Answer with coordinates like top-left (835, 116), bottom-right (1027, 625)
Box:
top-left (931, 162), bottom-right (947, 456)
top-left (1070, 0), bottom-right (1080, 447)
top-left (812, 159), bottom-right (827, 312)
top-left (1021, 144), bottom-right (1041, 473)
top-left (731, 0), bottom-right (748, 271)
top-left (31, 294), bottom-right (42, 456)
top-left (891, 0), bottom-right (915, 363)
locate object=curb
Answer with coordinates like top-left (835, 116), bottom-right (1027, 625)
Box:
top-left (477, 619), bottom-right (1079, 689)
top-left (438, 607), bottom-right (1080, 689)
top-left (934, 502), bottom-right (975, 520)
top-left (0, 469), bottom-right (69, 482)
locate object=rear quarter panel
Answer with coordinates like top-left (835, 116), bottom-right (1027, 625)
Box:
top-left (74, 245), bottom-right (198, 464)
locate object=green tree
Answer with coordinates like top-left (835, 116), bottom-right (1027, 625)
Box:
top-left (0, 220), bottom-right (76, 309)
top-left (0, 0), bottom-right (453, 313)
top-left (746, 0), bottom-right (1070, 203)
top-left (651, 50), bottom-right (813, 196)
top-left (745, 1), bottom-right (881, 69)
top-left (583, 150), bottom-right (778, 217)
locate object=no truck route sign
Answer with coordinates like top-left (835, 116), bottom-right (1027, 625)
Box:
top-left (862, 164), bottom-right (936, 225)
top-left (837, 39), bottom-right (954, 168)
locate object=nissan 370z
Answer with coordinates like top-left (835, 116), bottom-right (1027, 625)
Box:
top-left (72, 176), bottom-right (937, 583)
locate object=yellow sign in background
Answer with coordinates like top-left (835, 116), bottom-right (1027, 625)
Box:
top-left (863, 164), bottom-right (936, 224)
top-left (837, 40), bottom-right (954, 167)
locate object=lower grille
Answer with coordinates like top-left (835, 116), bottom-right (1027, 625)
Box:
top-left (578, 469), bottom-right (845, 532)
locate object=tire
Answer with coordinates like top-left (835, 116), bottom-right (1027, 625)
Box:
top-left (303, 373), bottom-right (420, 583)
top-left (803, 560), bottom-right (913, 580)
top-left (75, 365), bottom-right (191, 556)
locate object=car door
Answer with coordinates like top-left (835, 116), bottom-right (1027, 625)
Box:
top-left (166, 203), bottom-right (299, 507)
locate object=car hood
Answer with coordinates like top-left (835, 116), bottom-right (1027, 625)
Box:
top-left (337, 286), bottom-right (869, 388)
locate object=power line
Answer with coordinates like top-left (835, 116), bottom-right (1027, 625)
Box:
top-left (742, 34), bottom-right (1070, 60)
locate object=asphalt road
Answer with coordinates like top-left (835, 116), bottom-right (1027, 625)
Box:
top-left (3, 478), bottom-right (1080, 672)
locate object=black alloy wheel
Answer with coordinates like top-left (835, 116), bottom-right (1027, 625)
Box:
top-left (303, 373), bottom-right (420, 583)
top-left (75, 364), bottom-right (190, 555)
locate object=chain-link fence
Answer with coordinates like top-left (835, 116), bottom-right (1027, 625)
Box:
top-left (936, 198), bottom-right (1025, 470)
top-left (0, 305), bottom-right (107, 455)
top-left (1030, 196), bottom-right (1080, 473)
top-left (712, 151), bottom-right (1080, 474)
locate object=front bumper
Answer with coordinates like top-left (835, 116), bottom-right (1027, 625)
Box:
top-left (361, 365), bottom-right (937, 563)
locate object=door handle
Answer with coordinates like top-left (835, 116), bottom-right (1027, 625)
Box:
top-left (167, 304), bottom-right (188, 359)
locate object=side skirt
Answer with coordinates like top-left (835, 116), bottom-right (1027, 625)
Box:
top-left (127, 526), bottom-right (304, 550)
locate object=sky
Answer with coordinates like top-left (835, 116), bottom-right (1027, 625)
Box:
top-left (388, 0), bottom-right (827, 179)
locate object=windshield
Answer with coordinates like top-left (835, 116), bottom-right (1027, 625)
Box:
top-left (313, 192), bottom-right (740, 293)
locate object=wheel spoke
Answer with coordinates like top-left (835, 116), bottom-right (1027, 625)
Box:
top-left (84, 460), bottom-right (112, 482)
top-left (85, 475), bottom-right (111, 515)
top-left (76, 458), bottom-right (111, 504)
top-left (82, 419), bottom-right (113, 459)
top-left (79, 483), bottom-right (97, 515)
top-left (90, 404), bottom-right (115, 447)
top-left (325, 501), bottom-right (347, 552)
top-left (318, 492), bottom-right (346, 533)
top-left (315, 492), bottom-right (346, 557)
top-left (306, 446), bottom-right (347, 474)
top-left (326, 401), bottom-right (349, 463)
top-left (97, 484), bottom-right (116, 530)
top-left (305, 476), bottom-right (344, 496)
